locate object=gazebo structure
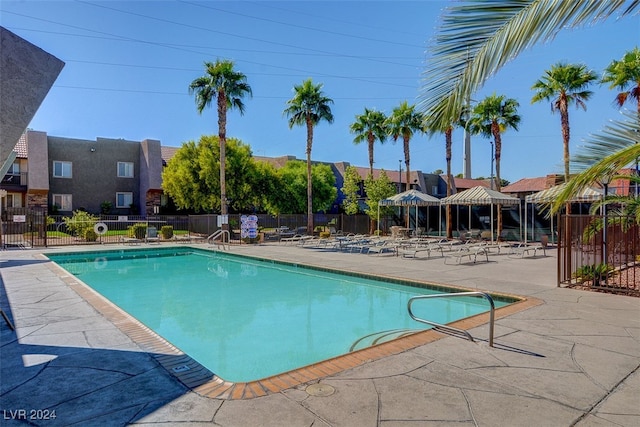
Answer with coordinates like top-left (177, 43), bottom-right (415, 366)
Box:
top-left (440, 186), bottom-right (521, 243)
top-left (524, 184), bottom-right (602, 243)
top-left (378, 189), bottom-right (441, 236)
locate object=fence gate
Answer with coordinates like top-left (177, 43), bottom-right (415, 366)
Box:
top-left (1, 208), bottom-right (47, 248)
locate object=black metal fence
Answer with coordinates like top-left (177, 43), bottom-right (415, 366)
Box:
top-left (0, 210), bottom-right (372, 248)
top-left (558, 214), bottom-right (639, 295)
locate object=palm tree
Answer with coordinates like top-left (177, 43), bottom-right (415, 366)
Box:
top-left (427, 109), bottom-right (464, 239)
top-left (531, 62), bottom-right (598, 181)
top-left (386, 101), bottom-right (425, 193)
top-left (467, 93), bottom-right (520, 238)
top-left (467, 94), bottom-right (521, 192)
top-left (284, 78), bottom-right (334, 234)
top-left (350, 108), bottom-right (388, 176)
top-left (601, 47), bottom-right (640, 195)
top-left (601, 46), bottom-right (640, 116)
top-left (189, 59), bottom-right (252, 219)
top-left (419, 1), bottom-right (636, 132)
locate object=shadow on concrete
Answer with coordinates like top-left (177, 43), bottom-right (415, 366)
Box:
top-left (0, 258), bottom-right (51, 268)
top-left (0, 276), bottom-right (210, 426)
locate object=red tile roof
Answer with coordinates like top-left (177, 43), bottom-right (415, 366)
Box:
top-left (13, 133), bottom-right (28, 158)
top-left (502, 177), bottom-right (548, 194)
top-left (453, 177), bottom-right (489, 190)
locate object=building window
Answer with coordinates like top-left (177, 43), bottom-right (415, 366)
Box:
top-left (52, 194), bottom-right (72, 211)
top-left (116, 192), bottom-right (133, 208)
top-left (53, 161), bottom-right (72, 178)
top-left (7, 162), bottom-right (19, 175)
top-left (117, 162), bottom-right (134, 178)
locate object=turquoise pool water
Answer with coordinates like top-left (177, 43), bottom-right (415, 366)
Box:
top-left (47, 248), bottom-right (510, 382)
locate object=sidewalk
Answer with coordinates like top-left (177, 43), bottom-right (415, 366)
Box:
top-left (1, 243), bottom-right (638, 426)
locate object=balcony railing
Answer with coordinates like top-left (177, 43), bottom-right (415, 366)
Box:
top-left (1, 172), bottom-right (28, 187)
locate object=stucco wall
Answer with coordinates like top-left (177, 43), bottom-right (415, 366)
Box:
top-left (48, 136), bottom-right (141, 214)
top-left (25, 130), bottom-right (49, 190)
top-left (0, 27), bottom-right (64, 168)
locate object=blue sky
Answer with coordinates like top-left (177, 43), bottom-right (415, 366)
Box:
top-left (2, 1), bottom-right (638, 183)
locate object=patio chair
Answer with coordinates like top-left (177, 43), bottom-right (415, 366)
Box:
top-left (145, 227), bottom-right (160, 244)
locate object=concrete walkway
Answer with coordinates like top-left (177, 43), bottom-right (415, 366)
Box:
top-left (1, 243), bottom-right (638, 426)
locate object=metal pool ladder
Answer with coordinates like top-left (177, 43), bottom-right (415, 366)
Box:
top-left (407, 291), bottom-right (495, 347)
top-left (207, 229), bottom-right (230, 250)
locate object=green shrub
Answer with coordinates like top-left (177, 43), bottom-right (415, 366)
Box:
top-left (319, 231), bottom-right (330, 238)
top-left (84, 229), bottom-right (98, 242)
top-left (573, 263), bottom-right (614, 282)
top-left (63, 210), bottom-right (98, 237)
top-left (161, 225), bottom-right (174, 239)
top-left (100, 201), bottom-right (112, 214)
top-left (128, 223), bottom-right (147, 239)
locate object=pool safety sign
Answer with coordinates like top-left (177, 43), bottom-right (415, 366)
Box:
top-left (240, 215), bottom-right (258, 239)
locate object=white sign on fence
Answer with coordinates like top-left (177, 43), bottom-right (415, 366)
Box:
top-left (13, 215), bottom-right (26, 223)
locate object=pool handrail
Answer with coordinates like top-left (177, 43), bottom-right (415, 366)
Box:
top-left (207, 229), bottom-right (230, 250)
top-left (407, 291), bottom-right (495, 347)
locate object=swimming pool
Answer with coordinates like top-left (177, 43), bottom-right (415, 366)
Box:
top-left (46, 247), bottom-right (512, 383)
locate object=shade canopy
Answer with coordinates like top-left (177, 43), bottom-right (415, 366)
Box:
top-left (525, 184), bottom-right (602, 204)
top-left (523, 184), bottom-right (602, 244)
top-left (440, 186), bottom-right (520, 206)
top-left (379, 189), bottom-right (441, 206)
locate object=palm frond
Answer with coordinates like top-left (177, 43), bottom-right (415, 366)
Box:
top-left (552, 110), bottom-right (640, 212)
top-left (419, 0), bottom-right (637, 130)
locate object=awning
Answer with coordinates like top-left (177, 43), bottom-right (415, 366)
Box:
top-left (440, 186), bottom-right (521, 243)
top-left (440, 186), bottom-right (520, 206)
top-left (379, 189), bottom-right (441, 206)
top-left (378, 189), bottom-right (441, 235)
top-left (525, 184), bottom-right (602, 203)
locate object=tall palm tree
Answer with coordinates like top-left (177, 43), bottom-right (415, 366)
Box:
top-left (189, 59), bottom-right (252, 219)
top-left (601, 46), bottom-right (640, 116)
top-left (531, 62), bottom-right (598, 181)
top-left (350, 108), bottom-right (388, 176)
top-left (467, 94), bottom-right (521, 191)
top-left (386, 101), bottom-right (425, 193)
top-left (444, 125), bottom-right (454, 238)
top-left (284, 78), bottom-right (334, 234)
top-left (420, 1), bottom-right (636, 132)
top-left (467, 93), bottom-right (520, 237)
top-left (427, 109), bottom-right (464, 239)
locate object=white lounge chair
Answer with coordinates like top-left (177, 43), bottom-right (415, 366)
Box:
top-left (444, 245), bottom-right (489, 264)
top-left (399, 243), bottom-right (444, 259)
top-left (509, 242), bottom-right (547, 258)
top-left (120, 235), bottom-right (141, 245)
top-left (280, 234), bottom-right (304, 245)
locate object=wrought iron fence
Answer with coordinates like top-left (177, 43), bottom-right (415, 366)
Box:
top-left (558, 214), bottom-right (639, 295)
top-left (1, 210), bottom-right (372, 248)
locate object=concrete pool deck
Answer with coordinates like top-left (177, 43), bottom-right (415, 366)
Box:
top-left (1, 243), bottom-right (639, 426)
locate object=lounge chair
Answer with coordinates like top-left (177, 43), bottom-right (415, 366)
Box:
top-left (363, 239), bottom-right (398, 256)
top-left (120, 235), bottom-right (141, 245)
top-left (280, 234), bottom-right (304, 245)
top-left (444, 244), bottom-right (489, 264)
top-left (145, 227), bottom-right (160, 243)
top-left (399, 242), bottom-right (444, 259)
top-left (509, 242), bottom-right (547, 258)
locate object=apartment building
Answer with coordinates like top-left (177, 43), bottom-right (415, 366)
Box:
top-left (2, 130), bottom-right (164, 216)
top-left (2, 129), bottom-right (492, 218)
